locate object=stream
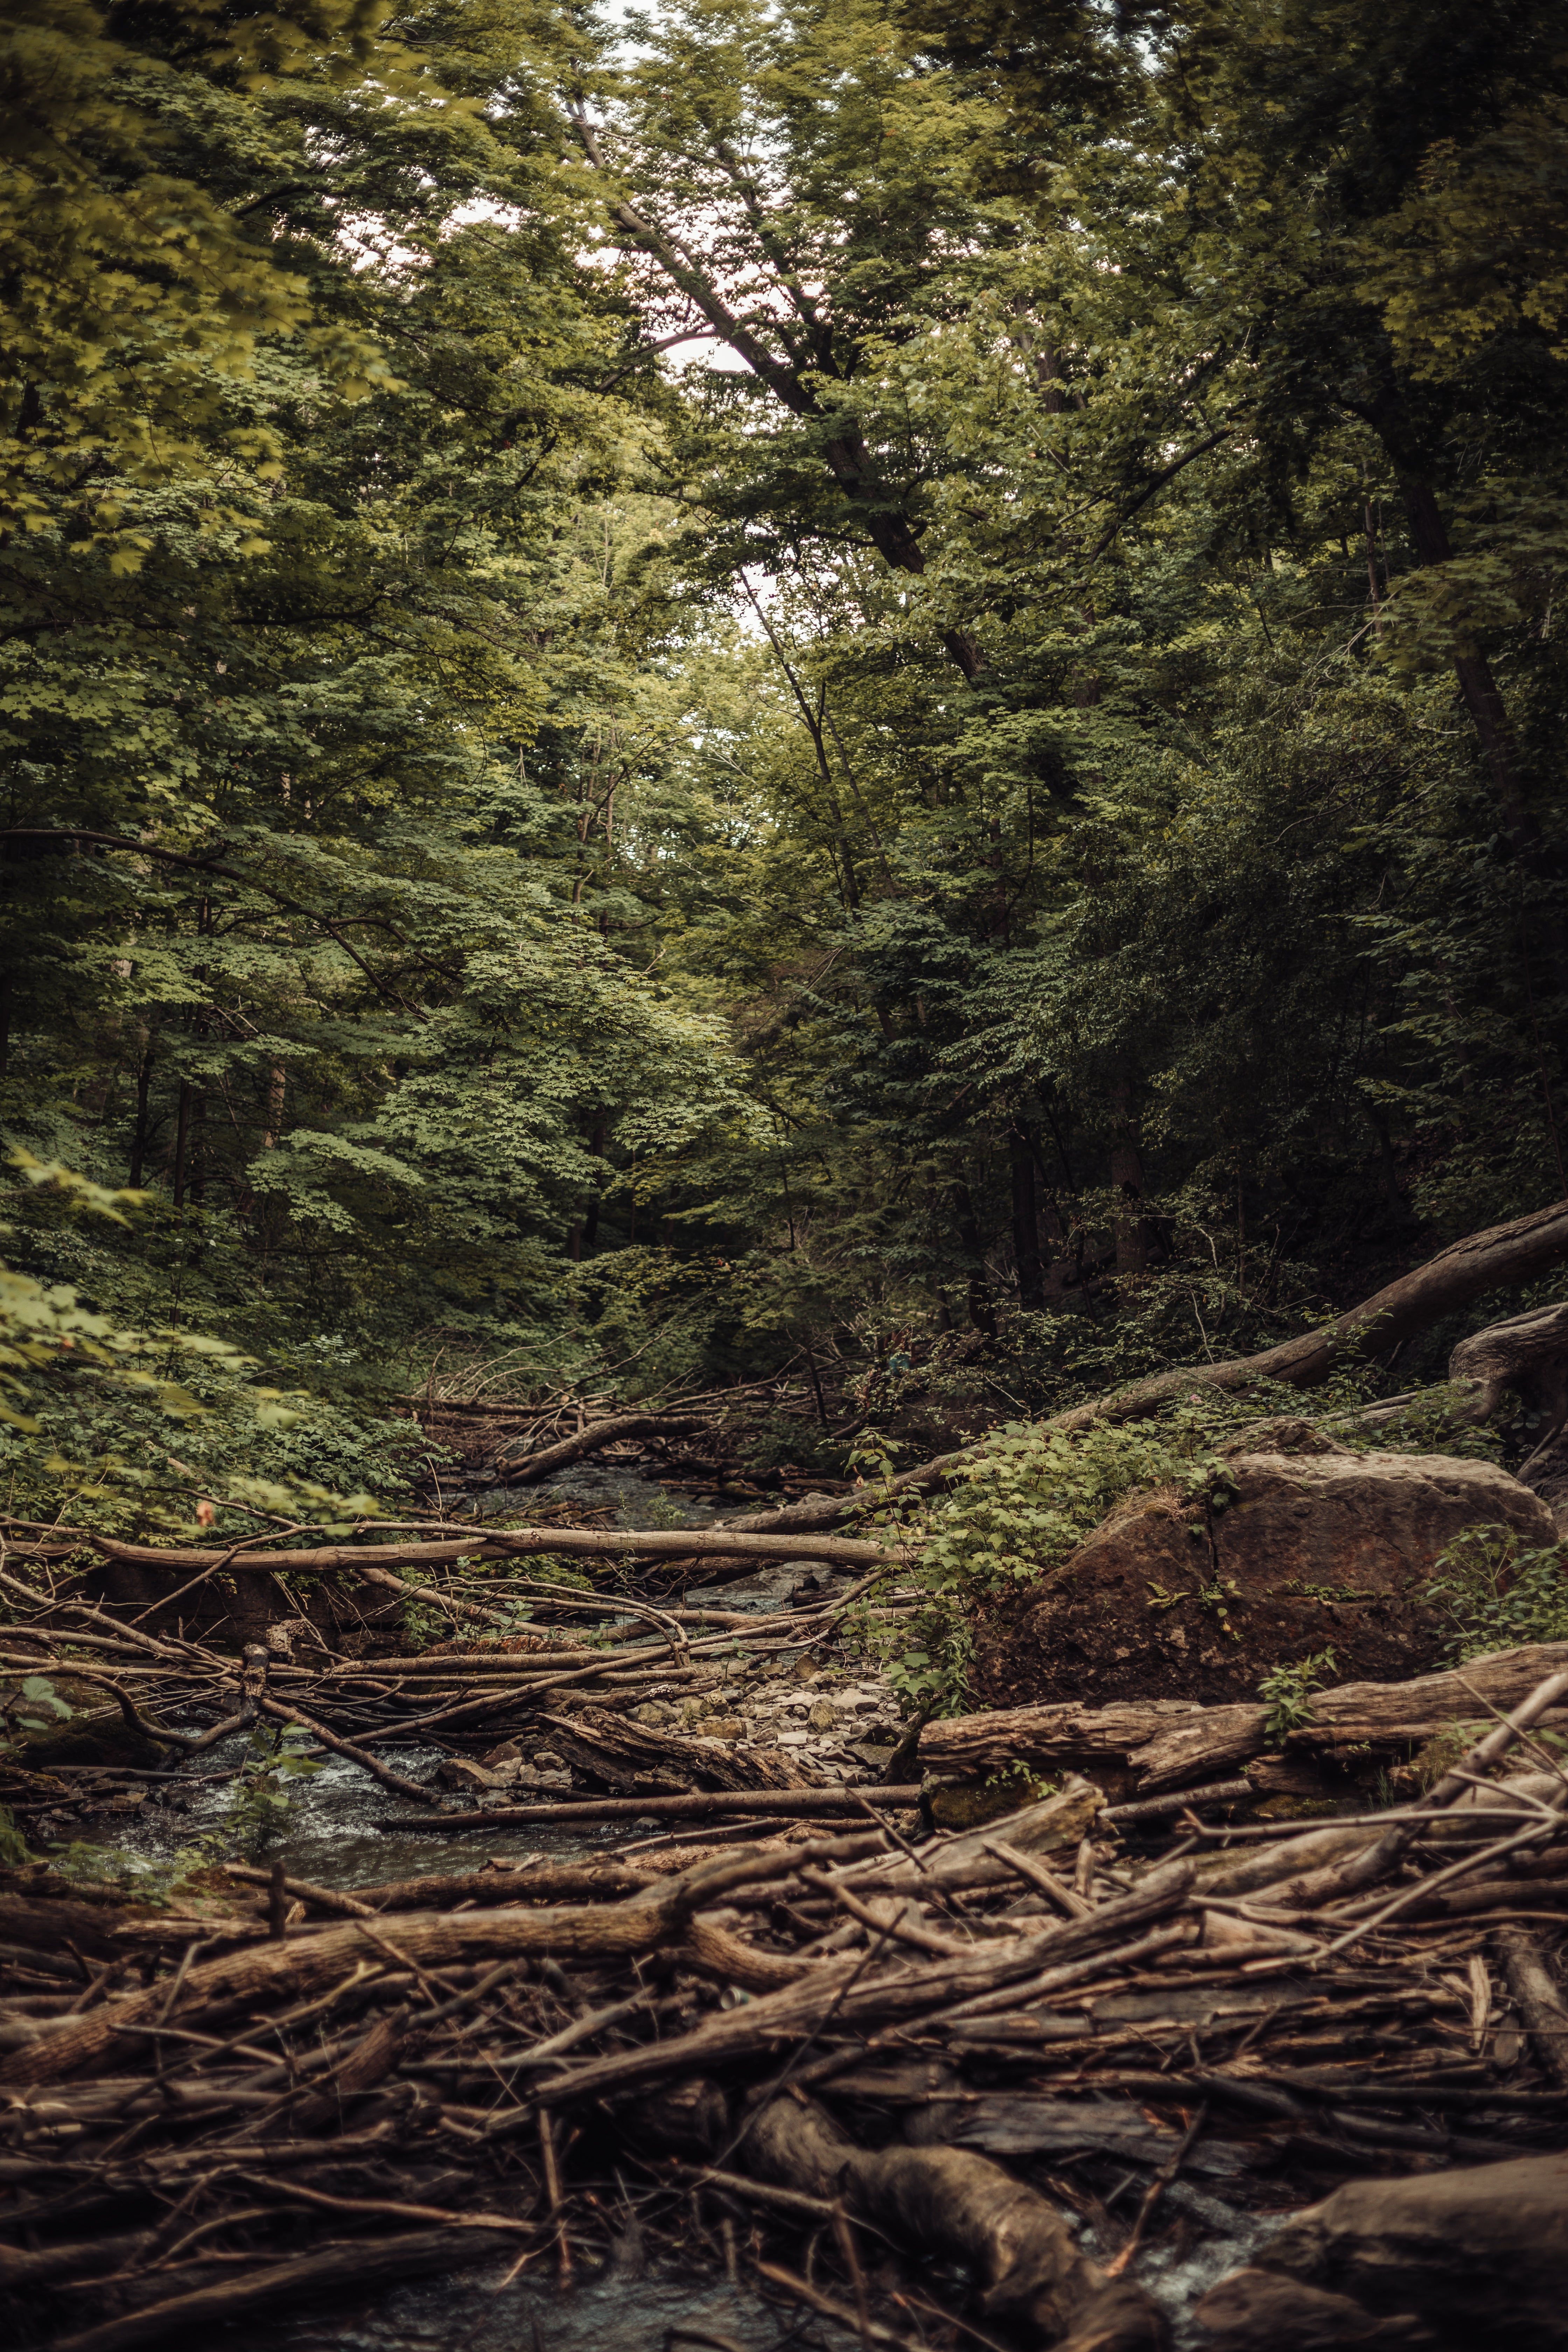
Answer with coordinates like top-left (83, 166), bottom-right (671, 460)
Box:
top-left (89, 1458), bottom-right (1279, 2350)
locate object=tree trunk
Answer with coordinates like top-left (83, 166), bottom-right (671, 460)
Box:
top-left (1108, 1074), bottom-right (1154, 1279)
top-left (171, 1080), bottom-right (194, 1207)
top-left (583, 1119), bottom-right (608, 1250)
top-left (128, 1040), bottom-right (154, 1187)
top-left (952, 1182), bottom-right (996, 1336)
top-left (1010, 1129), bottom-right (1045, 1310)
top-left (1396, 475), bottom-right (1542, 863)
top-left (262, 1065), bottom-right (286, 1149)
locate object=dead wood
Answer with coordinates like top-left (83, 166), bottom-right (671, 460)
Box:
top-left (4, 1727), bottom-right (1568, 2350)
top-left (255, 1693), bottom-right (439, 1806)
top-left (284, 2003), bottom-right (416, 2128)
top-left (1449, 1298), bottom-right (1568, 1434)
top-left (847, 1779), bottom-right (1103, 1896)
top-left (375, 1785), bottom-right (925, 1829)
top-left (0, 1830), bottom-right (888, 2087)
top-left (89, 1522), bottom-right (897, 1575)
top-left (742, 2093), bottom-right (1167, 2350)
top-left (316, 1861), bottom-right (657, 1911)
top-left (535, 1705), bottom-right (833, 1795)
top-left (527, 1862), bottom-right (1196, 2112)
top-left (47, 2228), bottom-right (525, 2352)
top-left (498, 1411), bottom-right (704, 1480)
top-left (724, 1197), bottom-right (1568, 1533)
top-left (918, 1644), bottom-right (1568, 1794)
top-left (1496, 1927), bottom-right (1568, 2086)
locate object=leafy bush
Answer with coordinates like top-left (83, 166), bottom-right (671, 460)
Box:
top-left (0, 1156), bottom-right (411, 1540)
top-left (1428, 1525), bottom-right (1568, 1661)
top-left (912, 1410), bottom-right (1234, 1599)
top-left (1259, 1647), bottom-right (1339, 1743)
top-left (843, 1397), bottom-right (1253, 1715)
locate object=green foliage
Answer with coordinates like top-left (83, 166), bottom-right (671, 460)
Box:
top-left (3, 0), bottom-right (1568, 1532)
top-left (884, 1601), bottom-right (974, 1721)
top-left (0, 1160), bottom-right (404, 1533)
top-left (915, 1413), bottom-right (1229, 1600)
top-left (0, 1674), bottom-right (71, 1745)
top-left (225, 1725), bottom-right (324, 1860)
top-left (1259, 1648), bottom-right (1340, 1745)
top-left (1428, 1525), bottom-right (1568, 1661)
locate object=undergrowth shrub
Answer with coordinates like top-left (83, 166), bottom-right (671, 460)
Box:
top-left (1428, 1524), bottom-right (1568, 1660)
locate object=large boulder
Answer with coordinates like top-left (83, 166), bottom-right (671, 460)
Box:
top-left (975, 1429), bottom-right (1557, 1710)
top-left (1194, 2155), bottom-right (1568, 2351)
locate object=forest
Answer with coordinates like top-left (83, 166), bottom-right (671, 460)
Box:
top-left (5, 8), bottom-right (1568, 2349)
top-left (5, 0), bottom-right (1566, 1530)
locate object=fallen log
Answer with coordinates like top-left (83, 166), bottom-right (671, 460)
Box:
top-left (497, 1411), bottom-right (704, 1481)
top-left (48, 2229), bottom-right (524, 2352)
top-left (88, 1522), bottom-right (900, 1575)
top-left (918, 1642), bottom-right (1568, 1793)
top-left (526, 1862), bottom-right (1198, 2114)
top-left (725, 1196), bottom-right (1568, 1533)
top-left (2, 1758), bottom-right (1567, 2349)
top-left (534, 1704), bottom-right (834, 1795)
top-left (374, 1784), bottom-right (926, 1829)
top-left (0, 1830), bottom-right (890, 2088)
top-left (1497, 1927), bottom-right (1568, 2087)
top-left (742, 2092), bottom-right (1166, 2351)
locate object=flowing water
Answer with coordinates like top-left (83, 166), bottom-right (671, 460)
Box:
top-left (242, 2252), bottom-right (852, 2352)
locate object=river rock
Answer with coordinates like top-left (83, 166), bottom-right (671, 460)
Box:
top-left (1196, 2155), bottom-right (1568, 2351)
top-left (975, 1435), bottom-right (1556, 1709)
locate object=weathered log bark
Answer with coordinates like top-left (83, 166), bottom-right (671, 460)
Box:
top-left (918, 1644), bottom-right (1568, 1794)
top-left (918, 1698), bottom-right (1262, 1790)
top-left (850, 1778), bottom-right (1103, 1896)
top-left (726, 1198), bottom-right (1568, 1534)
top-left (1251, 2154), bottom-right (1568, 2352)
top-left (1496, 1928), bottom-right (1568, 2088)
top-left (534, 1705), bottom-right (832, 1794)
top-left (497, 1412), bottom-right (702, 1482)
top-left (528, 1863), bottom-right (1195, 2113)
top-left (270, 1861), bottom-right (656, 1912)
top-left (284, 2003), bottom-right (414, 2129)
top-left (88, 1524), bottom-right (897, 1575)
top-left (743, 2093), bottom-right (1167, 2351)
top-left (377, 1786), bottom-right (924, 1830)
top-left (1300, 1646), bottom-right (1568, 1745)
top-left (49, 2229), bottom-right (524, 2352)
top-left (1450, 1300), bottom-right (1568, 1534)
top-left (1449, 1299), bottom-right (1568, 1427)
top-left (0, 1831), bottom-right (887, 2088)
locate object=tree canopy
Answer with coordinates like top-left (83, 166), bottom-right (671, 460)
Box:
top-left (2, 0), bottom-right (1564, 1513)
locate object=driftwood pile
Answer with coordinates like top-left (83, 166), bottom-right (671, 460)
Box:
top-left (0, 1536), bottom-right (914, 1815)
top-left (4, 1671), bottom-right (1568, 2351)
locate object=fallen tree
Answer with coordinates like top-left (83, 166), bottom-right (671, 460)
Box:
top-left (85, 1522), bottom-right (897, 1576)
top-left (917, 1641), bottom-right (1568, 1793)
top-left (494, 1411), bottom-right (703, 1483)
top-left (723, 1194), bottom-right (1568, 1534)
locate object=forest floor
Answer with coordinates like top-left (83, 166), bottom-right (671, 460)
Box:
top-left (4, 1424), bottom-right (1568, 2351)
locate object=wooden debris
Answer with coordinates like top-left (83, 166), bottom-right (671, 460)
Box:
top-left (917, 1642), bottom-right (1568, 1793)
top-left (1, 1688), bottom-right (1568, 2348)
